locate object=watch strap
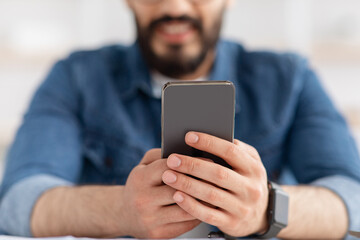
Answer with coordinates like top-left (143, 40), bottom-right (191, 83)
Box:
top-left (253, 222), bottom-right (283, 239)
top-left (250, 181), bottom-right (288, 239)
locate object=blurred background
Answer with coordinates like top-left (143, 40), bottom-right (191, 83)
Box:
top-left (1, 0), bottom-right (360, 179)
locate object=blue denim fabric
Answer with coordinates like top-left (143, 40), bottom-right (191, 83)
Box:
top-left (0, 40), bottom-right (360, 236)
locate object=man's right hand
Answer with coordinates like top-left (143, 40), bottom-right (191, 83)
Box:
top-left (31, 149), bottom-right (200, 238)
top-left (120, 148), bottom-right (201, 238)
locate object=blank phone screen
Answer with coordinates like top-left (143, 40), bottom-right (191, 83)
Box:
top-left (161, 81), bottom-right (235, 168)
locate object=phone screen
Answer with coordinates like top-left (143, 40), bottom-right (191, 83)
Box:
top-left (161, 81), bottom-right (235, 168)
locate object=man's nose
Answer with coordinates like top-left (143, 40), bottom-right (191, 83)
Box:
top-left (159, 0), bottom-right (195, 17)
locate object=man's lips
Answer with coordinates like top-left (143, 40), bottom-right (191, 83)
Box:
top-left (155, 21), bottom-right (196, 44)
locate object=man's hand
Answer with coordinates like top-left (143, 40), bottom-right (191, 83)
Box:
top-left (31, 148), bottom-right (200, 238)
top-left (121, 148), bottom-right (201, 238)
top-left (161, 132), bottom-right (269, 237)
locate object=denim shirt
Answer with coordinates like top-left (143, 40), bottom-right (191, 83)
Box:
top-left (1, 40), bottom-right (360, 236)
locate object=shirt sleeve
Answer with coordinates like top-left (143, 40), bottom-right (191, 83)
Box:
top-left (0, 174), bottom-right (73, 236)
top-left (311, 175), bottom-right (360, 232)
top-left (0, 59), bottom-right (83, 236)
top-left (286, 58), bottom-right (360, 232)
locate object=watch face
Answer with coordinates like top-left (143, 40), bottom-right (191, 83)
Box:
top-left (273, 190), bottom-right (289, 227)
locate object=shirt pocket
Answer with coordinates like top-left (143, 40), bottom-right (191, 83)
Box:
top-left (106, 139), bottom-right (145, 177)
top-left (83, 133), bottom-right (145, 183)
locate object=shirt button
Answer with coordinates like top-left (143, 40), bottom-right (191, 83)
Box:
top-left (105, 157), bottom-right (113, 168)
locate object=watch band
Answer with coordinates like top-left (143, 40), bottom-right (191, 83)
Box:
top-left (251, 181), bottom-right (289, 239)
top-left (254, 219), bottom-right (283, 239)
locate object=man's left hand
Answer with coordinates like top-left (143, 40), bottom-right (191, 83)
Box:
top-left (162, 131), bottom-right (269, 237)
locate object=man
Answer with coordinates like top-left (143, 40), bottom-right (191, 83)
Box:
top-left (0, 0), bottom-right (359, 238)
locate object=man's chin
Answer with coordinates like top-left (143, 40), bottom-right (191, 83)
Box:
top-left (158, 52), bottom-right (199, 64)
top-left (149, 56), bottom-right (205, 79)
top-left (144, 41), bottom-right (207, 78)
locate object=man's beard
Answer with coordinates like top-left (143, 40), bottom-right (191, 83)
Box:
top-left (135, 13), bottom-right (224, 79)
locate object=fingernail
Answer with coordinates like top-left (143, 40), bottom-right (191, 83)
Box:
top-left (162, 171), bottom-right (177, 184)
top-left (186, 132), bottom-right (199, 144)
top-left (168, 155), bottom-right (181, 168)
top-left (173, 192), bottom-right (184, 203)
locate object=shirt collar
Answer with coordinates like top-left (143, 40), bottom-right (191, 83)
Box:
top-left (117, 41), bottom-right (153, 99)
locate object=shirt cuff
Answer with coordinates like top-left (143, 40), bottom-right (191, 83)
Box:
top-left (311, 175), bottom-right (360, 233)
top-left (0, 174), bottom-right (73, 236)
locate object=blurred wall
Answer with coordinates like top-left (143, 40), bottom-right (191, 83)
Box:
top-left (1, 0), bottom-right (360, 167)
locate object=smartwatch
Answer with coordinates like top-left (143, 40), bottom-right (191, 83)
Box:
top-left (252, 181), bottom-right (289, 239)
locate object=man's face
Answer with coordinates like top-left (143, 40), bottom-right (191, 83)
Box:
top-left (127, 0), bottom-right (231, 78)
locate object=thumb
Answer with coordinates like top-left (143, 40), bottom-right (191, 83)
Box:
top-left (139, 148), bottom-right (162, 165)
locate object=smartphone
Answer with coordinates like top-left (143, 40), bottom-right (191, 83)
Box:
top-left (161, 80), bottom-right (235, 168)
